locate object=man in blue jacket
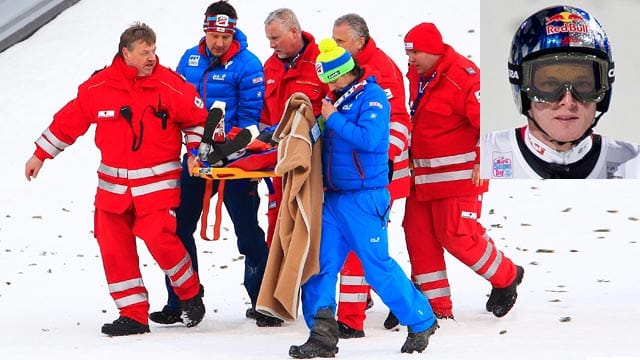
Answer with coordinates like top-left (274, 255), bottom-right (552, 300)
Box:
top-left (288, 38), bottom-right (438, 358)
top-left (149, 0), bottom-right (282, 327)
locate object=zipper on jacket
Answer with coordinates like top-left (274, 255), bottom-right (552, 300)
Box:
top-left (352, 151), bottom-right (365, 180)
top-left (326, 130), bottom-right (336, 190)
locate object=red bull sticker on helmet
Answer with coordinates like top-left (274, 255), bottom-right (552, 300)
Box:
top-left (545, 11), bottom-right (589, 35)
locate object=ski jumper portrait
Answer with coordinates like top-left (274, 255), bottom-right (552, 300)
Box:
top-left (480, 5), bottom-right (640, 179)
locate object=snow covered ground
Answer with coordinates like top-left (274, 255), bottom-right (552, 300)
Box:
top-left (1, 0), bottom-right (639, 359)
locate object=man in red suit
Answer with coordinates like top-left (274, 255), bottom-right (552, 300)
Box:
top-left (401, 22), bottom-right (524, 320)
top-left (25, 23), bottom-right (206, 336)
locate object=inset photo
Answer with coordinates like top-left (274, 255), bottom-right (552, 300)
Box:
top-left (480, 1), bottom-right (640, 179)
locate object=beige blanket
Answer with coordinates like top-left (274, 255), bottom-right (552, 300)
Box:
top-left (256, 92), bottom-right (323, 321)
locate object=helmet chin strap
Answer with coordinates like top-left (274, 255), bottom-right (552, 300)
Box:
top-left (525, 111), bottom-right (604, 147)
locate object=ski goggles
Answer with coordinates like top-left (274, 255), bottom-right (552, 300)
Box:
top-left (521, 53), bottom-right (610, 104)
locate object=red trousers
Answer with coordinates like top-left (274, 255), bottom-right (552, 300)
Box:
top-left (403, 193), bottom-right (517, 316)
top-left (336, 252), bottom-right (369, 330)
top-left (94, 207), bottom-right (200, 324)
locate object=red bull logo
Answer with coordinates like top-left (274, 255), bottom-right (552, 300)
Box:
top-left (545, 11), bottom-right (588, 35)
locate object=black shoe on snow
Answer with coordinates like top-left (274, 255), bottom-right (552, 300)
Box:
top-left (289, 338), bottom-right (339, 359)
top-left (254, 311), bottom-right (284, 327)
top-left (383, 310), bottom-right (400, 330)
top-left (400, 321), bottom-right (438, 354)
top-left (338, 321), bottom-right (365, 339)
top-left (246, 307), bottom-right (258, 320)
top-left (486, 265), bottom-right (524, 318)
top-left (179, 287), bottom-right (205, 327)
top-left (101, 316), bottom-right (150, 336)
top-left (149, 305), bottom-right (182, 325)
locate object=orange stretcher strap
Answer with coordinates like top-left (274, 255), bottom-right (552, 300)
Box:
top-left (192, 166), bottom-right (277, 179)
top-left (200, 179), bottom-right (215, 241)
top-left (196, 167), bottom-right (279, 241)
top-left (199, 178), bottom-right (226, 241)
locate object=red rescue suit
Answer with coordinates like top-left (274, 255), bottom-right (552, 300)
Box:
top-left (33, 55), bottom-right (207, 324)
top-left (402, 46), bottom-right (516, 317)
top-left (336, 38), bottom-right (412, 331)
top-left (261, 31), bottom-right (327, 246)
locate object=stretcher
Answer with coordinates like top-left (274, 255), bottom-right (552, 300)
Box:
top-left (191, 166), bottom-right (276, 180)
top-left (191, 166), bottom-right (279, 241)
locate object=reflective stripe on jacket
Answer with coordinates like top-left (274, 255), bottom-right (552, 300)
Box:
top-left (407, 46), bottom-right (487, 200)
top-left (33, 55), bottom-right (207, 213)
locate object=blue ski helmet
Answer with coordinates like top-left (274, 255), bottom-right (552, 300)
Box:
top-left (508, 6), bottom-right (614, 115)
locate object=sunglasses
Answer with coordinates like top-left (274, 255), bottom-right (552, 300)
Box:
top-left (521, 53), bottom-right (610, 104)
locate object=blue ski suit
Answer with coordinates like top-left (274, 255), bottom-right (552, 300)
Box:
top-left (161, 29), bottom-right (268, 311)
top-left (301, 75), bottom-right (436, 333)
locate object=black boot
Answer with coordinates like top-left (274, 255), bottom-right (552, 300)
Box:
top-left (486, 265), bottom-right (524, 317)
top-left (179, 286), bottom-right (205, 327)
top-left (101, 316), bottom-right (150, 337)
top-left (206, 129), bottom-right (254, 166)
top-left (289, 309), bottom-right (339, 358)
top-left (255, 311), bottom-right (284, 327)
top-left (245, 306), bottom-right (284, 327)
top-left (198, 107), bottom-right (224, 164)
top-left (149, 305), bottom-right (181, 325)
top-left (338, 321), bottom-right (365, 339)
top-left (245, 307), bottom-right (258, 320)
top-left (383, 310), bottom-right (399, 330)
top-left (400, 320), bottom-right (438, 354)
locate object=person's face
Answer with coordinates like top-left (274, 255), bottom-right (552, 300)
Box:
top-left (265, 21), bottom-right (299, 59)
top-left (122, 40), bottom-right (156, 77)
top-left (528, 90), bottom-right (597, 147)
top-left (405, 49), bottom-right (440, 75)
top-left (327, 73), bottom-right (355, 93)
top-left (205, 31), bottom-right (233, 57)
top-left (332, 24), bottom-right (364, 56)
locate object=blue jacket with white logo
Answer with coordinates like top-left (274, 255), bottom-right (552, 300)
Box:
top-left (176, 28), bottom-right (264, 132)
top-left (322, 75), bottom-right (390, 191)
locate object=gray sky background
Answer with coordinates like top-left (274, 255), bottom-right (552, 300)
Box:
top-left (481, 0), bottom-right (640, 143)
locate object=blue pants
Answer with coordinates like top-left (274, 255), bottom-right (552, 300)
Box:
top-left (301, 188), bottom-right (435, 333)
top-left (164, 154), bottom-right (269, 310)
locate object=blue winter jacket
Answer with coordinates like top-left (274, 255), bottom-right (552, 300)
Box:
top-left (176, 29), bottom-right (264, 132)
top-left (322, 75), bottom-right (390, 191)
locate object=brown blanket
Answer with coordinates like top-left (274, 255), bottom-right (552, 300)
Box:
top-left (256, 92), bottom-right (323, 321)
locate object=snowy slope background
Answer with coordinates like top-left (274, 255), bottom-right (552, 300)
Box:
top-left (0, 0), bottom-right (639, 359)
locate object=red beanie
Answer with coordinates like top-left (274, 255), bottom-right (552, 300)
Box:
top-left (404, 22), bottom-right (445, 55)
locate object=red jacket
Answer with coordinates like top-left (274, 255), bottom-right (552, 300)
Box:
top-left (260, 31), bottom-right (327, 128)
top-left (408, 46), bottom-right (487, 200)
top-left (34, 55), bottom-right (207, 214)
top-left (355, 38), bottom-right (411, 200)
